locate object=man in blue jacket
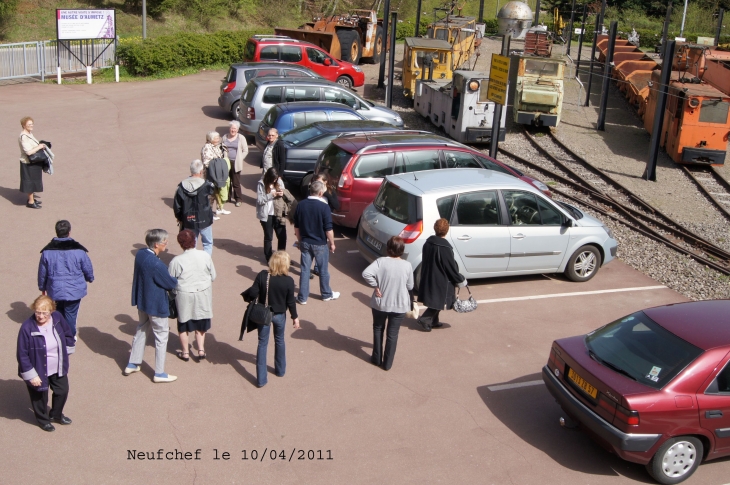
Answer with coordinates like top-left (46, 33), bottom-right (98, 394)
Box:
top-left (38, 220), bottom-right (94, 337)
top-left (124, 229), bottom-right (178, 383)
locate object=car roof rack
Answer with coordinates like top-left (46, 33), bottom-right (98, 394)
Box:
top-left (251, 35), bottom-right (292, 39)
top-left (357, 140), bottom-right (454, 153)
top-left (335, 129), bottom-right (432, 138)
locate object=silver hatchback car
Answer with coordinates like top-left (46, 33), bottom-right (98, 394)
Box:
top-left (237, 77), bottom-right (404, 138)
top-left (357, 169), bottom-right (617, 283)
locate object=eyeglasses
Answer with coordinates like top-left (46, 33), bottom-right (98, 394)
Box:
top-left (34, 311), bottom-right (50, 317)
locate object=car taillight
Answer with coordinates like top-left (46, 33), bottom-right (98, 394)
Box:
top-left (223, 82), bottom-right (235, 93)
top-left (597, 394), bottom-right (617, 414)
top-left (338, 172), bottom-right (353, 190)
top-left (398, 220), bottom-right (423, 244)
top-left (615, 404), bottom-right (639, 425)
top-left (247, 107), bottom-right (255, 120)
top-left (548, 347), bottom-right (566, 373)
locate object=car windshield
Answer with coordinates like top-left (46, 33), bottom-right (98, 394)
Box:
top-left (373, 181), bottom-right (419, 224)
top-left (281, 125), bottom-right (324, 146)
top-left (584, 311), bottom-right (703, 389)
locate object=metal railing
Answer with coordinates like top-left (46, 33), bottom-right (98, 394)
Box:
top-left (0, 39), bottom-right (116, 81)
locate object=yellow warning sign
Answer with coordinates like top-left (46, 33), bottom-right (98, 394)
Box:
top-left (487, 54), bottom-right (510, 105)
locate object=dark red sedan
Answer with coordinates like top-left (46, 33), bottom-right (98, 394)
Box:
top-left (542, 300), bottom-right (730, 484)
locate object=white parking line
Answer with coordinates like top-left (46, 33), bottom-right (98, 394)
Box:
top-left (417, 285), bottom-right (666, 309)
top-left (347, 250), bottom-right (359, 253)
top-left (488, 380), bottom-right (544, 391)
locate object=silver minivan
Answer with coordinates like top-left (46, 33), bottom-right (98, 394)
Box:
top-left (237, 78), bottom-right (404, 138)
top-left (357, 169), bottom-right (617, 283)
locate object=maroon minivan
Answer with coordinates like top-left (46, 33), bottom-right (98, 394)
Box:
top-left (314, 133), bottom-right (552, 228)
top-left (543, 300), bottom-right (730, 484)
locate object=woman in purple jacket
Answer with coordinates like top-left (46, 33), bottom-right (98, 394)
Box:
top-left (16, 295), bottom-right (75, 432)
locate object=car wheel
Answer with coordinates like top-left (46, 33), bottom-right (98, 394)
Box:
top-left (300, 173), bottom-right (313, 198)
top-left (564, 245), bottom-right (601, 282)
top-left (336, 75), bottom-right (353, 90)
top-left (231, 101), bottom-right (240, 120)
top-left (645, 436), bottom-right (703, 485)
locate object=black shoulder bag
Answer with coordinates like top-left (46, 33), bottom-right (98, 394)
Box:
top-left (248, 273), bottom-right (273, 326)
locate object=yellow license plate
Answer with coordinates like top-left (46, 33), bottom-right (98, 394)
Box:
top-left (568, 368), bottom-right (598, 399)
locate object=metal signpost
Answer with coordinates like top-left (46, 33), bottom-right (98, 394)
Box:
top-left (645, 40), bottom-right (676, 181)
top-left (56, 9), bottom-right (118, 84)
top-left (386, 12), bottom-right (397, 108)
top-left (715, 9), bottom-right (725, 47)
top-left (377, 0), bottom-right (391, 89)
top-left (487, 35), bottom-right (510, 158)
top-left (597, 21), bottom-right (617, 131)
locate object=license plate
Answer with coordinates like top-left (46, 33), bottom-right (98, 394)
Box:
top-left (568, 368), bottom-right (598, 399)
top-left (366, 234), bottom-right (382, 251)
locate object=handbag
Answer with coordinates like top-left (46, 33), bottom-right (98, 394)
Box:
top-left (452, 285), bottom-right (478, 313)
top-left (248, 273), bottom-right (273, 326)
top-left (405, 298), bottom-right (420, 320)
top-left (168, 290), bottom-right (178, 320)
top-left (22, 134), bottom-right (51, 167)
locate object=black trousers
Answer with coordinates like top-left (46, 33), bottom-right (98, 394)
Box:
top-left (27, 374), bottom-right (69, 426)
top-left (229, 166), bottom-right (243, 202)
top-left (372, 309), bottom-right (405, 370)
top-left (418, 308), bottom-right (441, 329)
top-left (260, 215), bottom-right (287, 261)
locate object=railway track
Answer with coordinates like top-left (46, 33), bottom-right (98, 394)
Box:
top-left (682, 165), bottom-right (730, 221)
top-left (492, 128), bottom-right (730, 276)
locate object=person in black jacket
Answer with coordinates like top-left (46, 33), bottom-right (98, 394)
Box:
top-left (416, 218), bottom-right (466, 332)
top-left (242, 251), bottom-right (300, 387)
top-left (261, 128), bottom-right (286, 176)
top-left (173, 160), bottom-right (215, 255)
top-left (309, 172), bottom-right (339, 279)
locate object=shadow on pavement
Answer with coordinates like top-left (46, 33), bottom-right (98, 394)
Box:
top-left (7, 301), bottom-right (32, 324)
top-left (202, 333), bottom-right (263, 387)
top-left (291, 319), bottom-right (372, 363)
top-left (161, 197), bottom-right (174, 209)
top-left (0, 379), bottom-right (37, 425)
top-left (215, 238), bottom-right (261, 261)
top-left (78, 326), bottom-right (131, 372)
top-left (477, 374), bottom-right (652, 482)
top-left (0, 185), bottom-right (27, 206)
top-left (201, 106), bottom-right (229, 121)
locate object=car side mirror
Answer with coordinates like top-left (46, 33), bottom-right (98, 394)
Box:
top-left (323, 58), bottom-right (332, 66)
top-left (562, 218), bottom-right (573, 227)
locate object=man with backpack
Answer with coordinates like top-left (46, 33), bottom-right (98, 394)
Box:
top-left (173, 160), bottom-right (215, 255)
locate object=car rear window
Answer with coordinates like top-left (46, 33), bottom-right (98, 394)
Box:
top-left (262, 107), bottom-right (279, 127)
top-left (244, 41), bottom-right (256, 61)
top-left (318, 144), bottom-right (353, 181)
top-left (262, 87), bottom-right (282, 104)
top-left (373, 181), bottom-right (419, 224)
top-left (226, 67), bottom-right (237, 83)
top-left (260, 46), bottom-right (279, 61)
top-left (281, 125), bottom-right (324, 146)
top-left (585, 311), bottom-right (703, 390)
top-left (280, 46), bottom-right (303, 62)
top-left (242, 83), bottom-right (257, 102)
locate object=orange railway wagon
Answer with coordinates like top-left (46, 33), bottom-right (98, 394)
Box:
top-left (645, 71), bottom-right (730, 165)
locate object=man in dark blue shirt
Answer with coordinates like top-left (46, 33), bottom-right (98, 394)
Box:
top-left (293, 180), bottom-right (338, 304)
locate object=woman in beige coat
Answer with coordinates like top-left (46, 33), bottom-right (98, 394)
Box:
top-left (168, 229), bottom-right (216, 361)
top-left (18, 116), bottom-right (47, 209)
top-left (221, 121), bottom-right (248, 207)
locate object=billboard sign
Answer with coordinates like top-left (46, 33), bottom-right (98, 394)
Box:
top-left (57, 9), bottom-right (116, 40)
top-left (487, 54), bottom-right (510, 105)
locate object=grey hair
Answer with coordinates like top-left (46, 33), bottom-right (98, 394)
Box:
top-left (229, 120), bottom-right (241, 129)
top-left (190, 159), bottom-right (204, 174)
top-left (309, 180), bottom-right (325, 196)
top-left (145, 229), bottom-right (169, 249)
top-left (206, 131), bottom-right (221, 143)
top-left (268, 127), bottom-right (278, 136)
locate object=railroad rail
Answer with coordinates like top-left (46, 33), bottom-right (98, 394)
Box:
top-left (491, 128), bottom-right (730, 276)
top-left (681, 166), bottom-right (730, 221)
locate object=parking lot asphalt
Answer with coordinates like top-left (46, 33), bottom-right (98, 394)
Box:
top-left (2, 72), bottom-right (728, 485)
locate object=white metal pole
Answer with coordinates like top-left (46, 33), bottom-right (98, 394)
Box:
top-left (87, 65), bottom-right (92, 84)
top-left (57, 66), bottom-right (61, 84)
top-left (680, 0), bottom-right (688, 37)
top-left (143, 0), bottom-right (147, 39)
top-left (115, 65), bottom-right (120, 82)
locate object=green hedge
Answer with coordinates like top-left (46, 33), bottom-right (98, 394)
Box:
top-left (118, 29), bottom-right (272, 76)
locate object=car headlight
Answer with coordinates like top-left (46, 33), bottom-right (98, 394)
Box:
top-left (602, 225), bottom-right (615, 239)
top-left (532, 180), bottom-right (550, 193)
top-left (354, 66), bottom-right (362, 72)
top-left (394, 116), bottom-right (402, 123)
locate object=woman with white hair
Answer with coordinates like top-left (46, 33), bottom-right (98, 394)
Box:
top-left (222, 121), bottom-right (248, 207)
top-left (201, 131), bottom-right (230, 218)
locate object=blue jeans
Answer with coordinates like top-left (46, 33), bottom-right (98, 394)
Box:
top-left (192, 225), bottom-right (213, 255)
top-left (298, 242), bottom-right (332, 302)
top-left (256, 313), bottom-right (286, 387)
top-left (56, 300), bottom-right (81, 336)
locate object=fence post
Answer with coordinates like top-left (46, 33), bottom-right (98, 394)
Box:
top-left (645, 40), bottom-right (676, 182)
top-left (597, 21), bottom-right (617, 131)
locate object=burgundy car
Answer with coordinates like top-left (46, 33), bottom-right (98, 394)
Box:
top-left (543, 300), bottom-right (730, 484)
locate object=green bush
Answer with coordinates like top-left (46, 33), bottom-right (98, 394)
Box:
top-left (482, 18), bottom-right (498, 34)
top-left (395, 18), bottom-right (430, 39)
top-left (118, 29), bottom-right (272, 76)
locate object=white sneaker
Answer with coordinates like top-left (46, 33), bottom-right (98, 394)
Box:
top-left (153, 373), bottom-right (178, 383)
top-left (213, 215), bottom-right (220, 221)
top-left (323, 292), bottom-right (340, 302)
top-left (217, 209), bottom-right (231, 215)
